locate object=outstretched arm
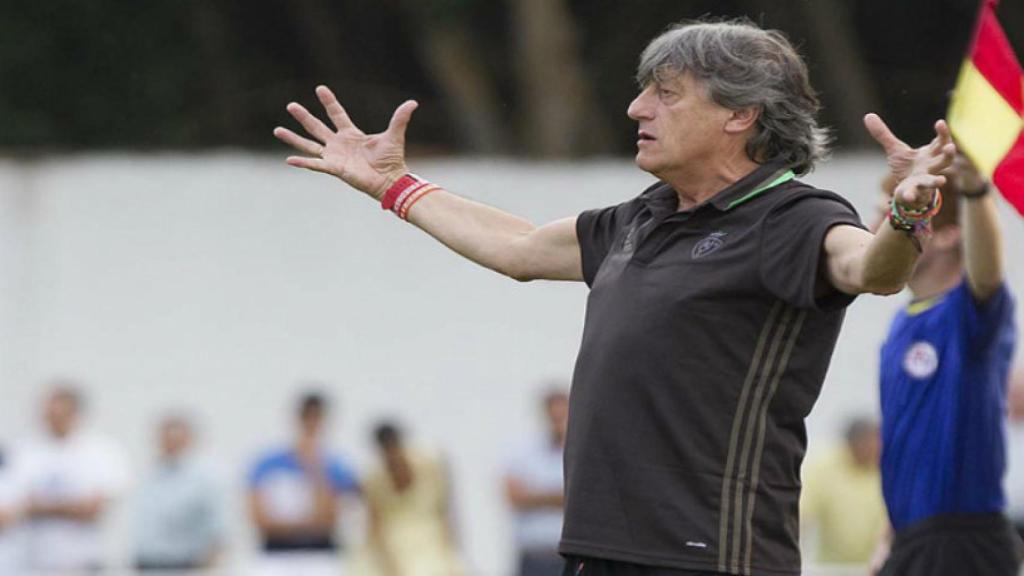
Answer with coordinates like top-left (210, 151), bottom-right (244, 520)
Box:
top-left (274, 86), bottom-right (583, 282)
top-left (953, 155), bottom-right (1004, 301)
top-left (823, 115), bottom-right (956, 295)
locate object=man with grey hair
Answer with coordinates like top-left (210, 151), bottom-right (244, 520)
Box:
top-left (275, 18), bottom-right (954, 576)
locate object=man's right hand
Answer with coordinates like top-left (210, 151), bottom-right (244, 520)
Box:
top-left (274, 85), bottom-right (419, 200)
top-left (274, 85), bottom-right (583, 283)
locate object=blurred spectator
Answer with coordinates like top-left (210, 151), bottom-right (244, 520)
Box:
top-left (504, 389), bottom-right (568, 576)
top-left (12, 382), bottom-right (130, 572)
top-left (361, 421), bottom-right (463, 576)
top-left (1005, 368), bottom-right (1024, 541)
top-left (0, 447), bottom-right (24, 575)
top-left (135, 414), bottom-right (224, 571)
top-left (248, 391), bottom-right (359, 576)
top-left (800, 417), bottom-right (887, 564)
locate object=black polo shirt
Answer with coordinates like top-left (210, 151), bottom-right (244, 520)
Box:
top-left (561, 163), bottom-right (865, 576)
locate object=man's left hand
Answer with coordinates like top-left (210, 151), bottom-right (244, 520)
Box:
top-left (864, 113), bottom-right (956, 210)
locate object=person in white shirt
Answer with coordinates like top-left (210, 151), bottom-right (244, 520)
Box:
top-left (504, 389), bottom-right (569, 576)
top-left (13, 383), bottom-right (131, 573)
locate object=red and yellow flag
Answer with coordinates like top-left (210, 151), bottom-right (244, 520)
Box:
top-left (948, 0), bottom-right (1024, 215)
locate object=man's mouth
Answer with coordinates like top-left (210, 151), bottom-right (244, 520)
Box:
top-left (638, 130), bottom-right (656, 141)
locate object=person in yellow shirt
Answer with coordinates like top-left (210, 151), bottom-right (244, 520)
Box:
top-left (801, 417), bottom-right (887, 565)
top-left (360, 421), bottom-right (463, 576)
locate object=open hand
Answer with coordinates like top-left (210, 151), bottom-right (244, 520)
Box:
top-left (864, 113), bottom-right (956, 209)
top-left (274, 85), bottom-right (419, 200)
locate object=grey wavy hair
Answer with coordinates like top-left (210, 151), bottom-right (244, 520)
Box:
top-left (636, 19), bottom-right (830, 175)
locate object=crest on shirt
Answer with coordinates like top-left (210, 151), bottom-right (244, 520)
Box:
top-left (692, 231), bottom-right (728, 259)
top-left (903, 341), bottom-right (939, 379)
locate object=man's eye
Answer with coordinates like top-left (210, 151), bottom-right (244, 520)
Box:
top-left (659, 89), bottom-right (674, 98)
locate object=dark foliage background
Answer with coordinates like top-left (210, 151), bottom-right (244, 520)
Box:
top-left (1, 0), bottom-right (1020, 155)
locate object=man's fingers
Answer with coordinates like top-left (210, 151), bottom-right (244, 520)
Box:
top-left (286, 102), bottom-right (334, 142)
top-left (863, 113), bottom-right (907, 154)
top-left (274, 127), bottom-right (324, 157)
top-left (386, 100), bottom-right (419, 140)
top-left (315, 85), bottom-right (355, 131)
top-left (898, 174), bottom-right (946, 204)
top-left (285, 155), bottom-right (331, 174)
top-left (925, 142), bottom-right (957, 173)
top-left (921, 120), bottom-right (956, 172)
top-left (916, 174), bottom-right (946, 191)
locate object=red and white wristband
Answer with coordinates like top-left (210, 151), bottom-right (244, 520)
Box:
top-left (380, 173), bottom-right (442, 220)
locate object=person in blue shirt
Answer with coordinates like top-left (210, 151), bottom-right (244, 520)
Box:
top-left (872, 153), bottom-right (1020, 576)
top-left (247, 391), bottom-right (359, 572)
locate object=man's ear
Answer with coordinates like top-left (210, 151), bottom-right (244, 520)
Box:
top-left (725, 106), bottom-right (760, 134)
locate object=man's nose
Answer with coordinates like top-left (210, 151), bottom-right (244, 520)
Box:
top-left (628, 88), bottom-right (654, 121)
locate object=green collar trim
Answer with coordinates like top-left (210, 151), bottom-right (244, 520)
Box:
top-left (907, 295), bottom-right (943, 316)
top-left (725, 169), bottom-right (795, 210)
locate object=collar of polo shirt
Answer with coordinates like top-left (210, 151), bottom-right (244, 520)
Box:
top-left (641, 162), bottom-right (795, 214)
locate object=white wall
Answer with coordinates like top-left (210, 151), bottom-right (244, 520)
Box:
top-left (0, 153), bottom-right (1021, 573)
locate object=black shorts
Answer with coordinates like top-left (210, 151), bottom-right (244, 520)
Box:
top-left (880, 513), bottom-right (1024, 576)
top-left (561, 556), bottom-right (723, 576)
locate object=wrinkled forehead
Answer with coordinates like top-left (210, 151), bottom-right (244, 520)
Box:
top-left (639, 60), bottom-right (691, 88)
top-left (639, 68), bottom-right (708, 98)
top-left (648, 65), bottom-right (686, 85)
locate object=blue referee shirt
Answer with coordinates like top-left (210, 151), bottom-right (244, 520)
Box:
top-left (879, 279), bottom-right (1016, 530)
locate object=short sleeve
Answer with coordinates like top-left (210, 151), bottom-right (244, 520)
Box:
top-left (247, 453), bottom-right (276, 489)
top-left (327, 457), bottom-right (359, 494)
top-left (759, 191), bottom-right (865, 310)
top-left (960, 281), bottom-right (1016, 350)
top-left (576, 199), bottom-right (643, 287)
